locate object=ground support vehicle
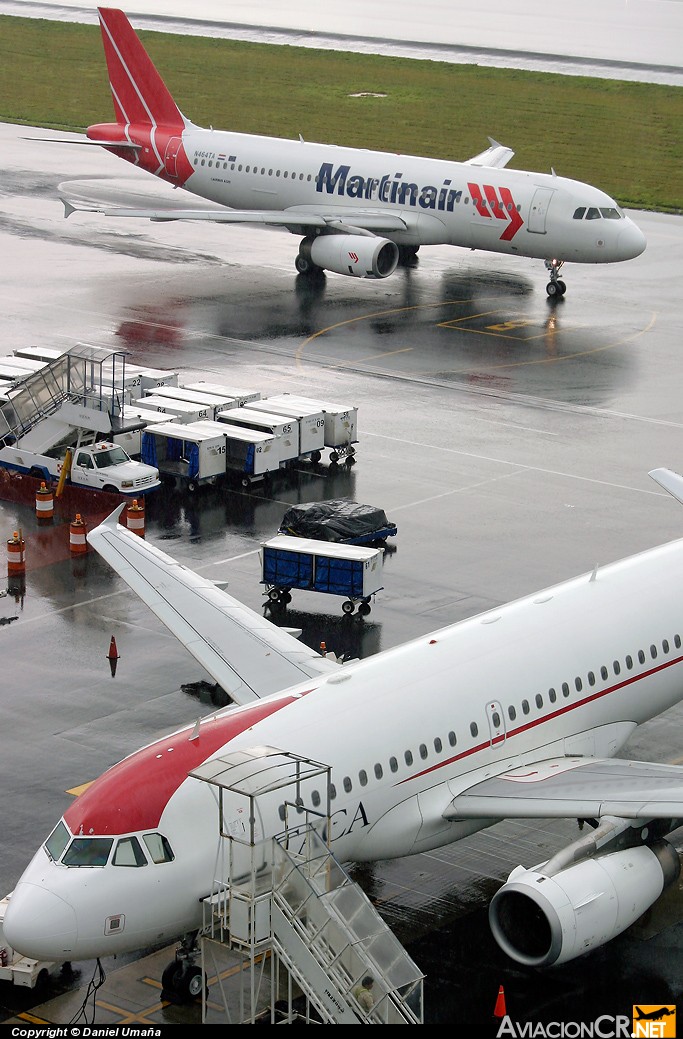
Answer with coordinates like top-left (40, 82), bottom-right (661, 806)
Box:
top-left (216, 407), bottom-right (300, 464)
top-left (263, 394), bottom-right (358, 465)
top-left (260, 534), bottom-right (384, 615)
top-left (140, 421), bottom-right (229, 492)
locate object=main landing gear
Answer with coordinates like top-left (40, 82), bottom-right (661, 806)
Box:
top-left (161, 934), bottom-right (208, 1004)
top-left (545, 258), bottom-right (567, 297)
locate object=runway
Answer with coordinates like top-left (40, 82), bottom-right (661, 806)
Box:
top-left (1, 122), bottom-right (683, 1027)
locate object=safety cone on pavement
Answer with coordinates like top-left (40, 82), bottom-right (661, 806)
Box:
top-left (125, 498), bottom-right (146, 538)
top-left (7, 530), bottom-right (26, 575)
top-left (35, 481), bottom-right (54, 524)
top-left (107, 635), bottom-right (119, 678)
top-left (493, 984), bottom-right (507, 1018)
top-left (69, 514), bottom-right (87, 555)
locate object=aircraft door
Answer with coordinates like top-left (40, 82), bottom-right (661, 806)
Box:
top-left (164, 136), bottom-right (183, 179)
top-left (220, 796), bottom-right (267, 881)
top-left (527, 187), bottom-right (555, 234)
top-left (486, 701), bottom-right (506, 746)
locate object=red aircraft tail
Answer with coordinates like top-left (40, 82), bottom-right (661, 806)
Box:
top-left (97, 8), bottom-right (185, 130)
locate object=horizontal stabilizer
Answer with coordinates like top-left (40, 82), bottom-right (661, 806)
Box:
top-left (22, 135), bottom-right (141, 149)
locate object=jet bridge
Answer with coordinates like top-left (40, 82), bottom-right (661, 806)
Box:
top-left (190, 746), bottom-right (424, 1024)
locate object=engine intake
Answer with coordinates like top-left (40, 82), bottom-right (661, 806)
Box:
top-left (307, 234), bottom-right (399, 279)
top-left (489, 840), bottom-right (680, 967)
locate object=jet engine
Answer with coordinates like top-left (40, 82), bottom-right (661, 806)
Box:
top-left (488, 840), bottom-right (680, 967)
top-left (306, 234), bottom-right (399, 279)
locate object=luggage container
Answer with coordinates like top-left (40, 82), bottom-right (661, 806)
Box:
top-left (111, 405), bottom-right (174, 457)
top-left (182, 382), bottom-right (261, 408)
top-left (141, 394), bottom-right (214, 424)
top-left (126, 365), bottom-right (179, 396)
top-left (216, 407), bottom-right (299, 463)
top-left (148, 384), bottom-right (238, 419)
top-left (13, 345), bottom-right (65, 364)
top-left (140, 420), bottom-right (229, 491)
top-left (249, 397), bottom-right (325, 461)
top-left (265, 393), bottom-right (358, 464)
top-left (202, 421), bottom-right (282, 487)
top-left (0, 355), bottom-right (46, 375)
top-left (260, 534), bottom-right (383, 615)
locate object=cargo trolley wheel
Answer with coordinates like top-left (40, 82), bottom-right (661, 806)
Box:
top-left (342, 600), bottom-right (355, 615)
top-left (358, 602), bottom-right (371, 616)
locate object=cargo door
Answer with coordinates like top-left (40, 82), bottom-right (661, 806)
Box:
top-left (486, 701), bottom-right (506, 747)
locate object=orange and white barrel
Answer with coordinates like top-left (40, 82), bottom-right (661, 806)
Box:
top-left (7, 531), bottom-right (26, 574)
top-left (125, 499), bottom-right (146, 538)
top-left (69, 514), bottom-right (88, 555)
top-left (35, 481), bottom-right (54, 523)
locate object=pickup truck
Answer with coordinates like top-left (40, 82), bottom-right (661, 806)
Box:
top-left (0, 440), bottom-right (161, 495)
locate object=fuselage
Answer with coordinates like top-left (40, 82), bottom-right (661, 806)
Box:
top-left (87, 119), bottom-right (647, 265)
top-left (6, 535), bottom-right (683, 961)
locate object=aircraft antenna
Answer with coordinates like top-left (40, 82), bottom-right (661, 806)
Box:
top-left (590, 563), bottom-right (599, 582)
top-left (189, 718), bottom-right (201, 741)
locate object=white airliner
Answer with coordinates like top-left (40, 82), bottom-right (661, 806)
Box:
top-left (6, 468), bottom-right (683, 1001)
top-left (54, 8), bottom-right (646, 297)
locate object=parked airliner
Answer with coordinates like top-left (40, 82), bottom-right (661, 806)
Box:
top-left (53, 8), bottom-right (645, 296)
top-left (5, 469), bottom-right (683, 1001)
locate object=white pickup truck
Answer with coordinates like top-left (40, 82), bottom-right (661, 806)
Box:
top-left (0, 437), bottom-right (161, 495)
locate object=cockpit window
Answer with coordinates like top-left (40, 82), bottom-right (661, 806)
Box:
top-left (143, 832), bottom-right (175, 864)
top-left (62, 837), bottom-right (114, 867)
top-left (585, 207), bottom-right (601, 219)
top-left (600, 207), bottom-right (622, 219)
top-left (572, 207), bottom-right (586, 220)
top-left (44, 821), bottom-right (70, 862)
top-left (113, 836), bottom-right (148, 867)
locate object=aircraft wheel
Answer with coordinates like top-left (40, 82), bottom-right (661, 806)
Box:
top-left (183, 965), bottom-right (206, 1001)
top-left (295, 253), bottom-right (313, 274)
top-left (546, 282), bottom-right (558, 297)
top-left (342, 600), bottom-right (355, 615)
top-left (557, 280), bottom-right (567, 295)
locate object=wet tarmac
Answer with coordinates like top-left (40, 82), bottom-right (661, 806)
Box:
top-left (1, 124), bottom-right (683, 1027)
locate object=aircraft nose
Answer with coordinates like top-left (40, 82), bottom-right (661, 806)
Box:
top-left (619, 219), bottom-right (647, 259)
top-left (3, 883), bottom-right (78, 959)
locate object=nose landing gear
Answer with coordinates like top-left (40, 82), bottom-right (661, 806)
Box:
top-left (544, 258), bottom-right (567, 297)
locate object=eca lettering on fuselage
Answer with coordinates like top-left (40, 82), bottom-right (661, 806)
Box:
top-left (316, 162), bottom-right (524, 240)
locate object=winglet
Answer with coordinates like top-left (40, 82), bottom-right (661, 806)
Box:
top-left (62, 199), bottom-right (76, 219)
top-left (649, 468), bottom-right (683, 505)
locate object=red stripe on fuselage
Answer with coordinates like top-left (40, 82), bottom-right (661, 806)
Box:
top-left (64, 695), bottom-right (296, 836)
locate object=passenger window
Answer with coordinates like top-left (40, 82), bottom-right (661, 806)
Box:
top-left (626, 655), bottom-right (633, 669)
top-left (492, 711), bottom-right (501, 727)
top-left (613, 660), bottom-right (621, 675)
top-left (142, 832), bottom-right (174, 864)
top-left (419, 743), bottom-right (428, 760)
top-left (522, 700), bottom-right (530, 715)
top-left (448, 731), bottom-right (457, 746)
top-left (575, 677), bottom-right (582, 691)
top-left (638, 649), bottom-right (645, 663)
top-left (389, 756), bottom-right (398, 773)
top-left (434, 737), bottom-right (442, 753)
top-left (675, 635), bottom-right (681, 649)
top-left (113, 836), bottom-right (147, 867)
top-left (359, 770), bottom-right (368, 787)
top-left (562, 682), bottom-right (570, 697)
top-left (508, 705), bottom-right (516, 720)
top-left (587, 672), bottom-right (595, 687)
top-left (548, 687), bottom-right (557, 701)
top-left (374, 763), bottom-right (383, 779)
top-left (311, 790), bottom-right (321, 807)
top-left (330, 784), bottom-right (337, 800)
top-left (650, 645), bottom-right (657, 659)
top-left (470, 722), bottom-right (478, 737)
top-left (663, 640), bottom-right (670, 653)
top-left (405, 750), bottom-right (413, 766)
top-left (601, 666), bottom-right (608, 680)
top-left (534, 696), bottom-right (542, 709)
top-left (343, 776), bottom-right (352, 793)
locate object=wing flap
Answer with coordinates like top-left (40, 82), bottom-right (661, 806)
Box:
top-left (87, 507), bottom-right (340, 705)
top-left (444, 757), bottom-right (683, 820)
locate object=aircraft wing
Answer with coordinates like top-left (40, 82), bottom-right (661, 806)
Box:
top-left (87, 506), bottom-right (341, 705)
top-left (464, 136), bottom-right (515, 168)
top-left (444, 756), bottom-right (683, 820)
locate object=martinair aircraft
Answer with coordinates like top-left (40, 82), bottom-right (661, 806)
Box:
top-left (6, 469), bottom-right (683, 1002)
top-left (52, 8), bottom-right (646, 297)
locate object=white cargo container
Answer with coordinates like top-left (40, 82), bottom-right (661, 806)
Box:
top-left (112, 405), bottom-right (174, 456)
top-left (266, 393), bottom-right (358, 462)
top-left (216, 407), bottom-right (300, 462)
top-left (141, 394), bottom-right (213, 424)
top-left (249, 396), bottom-right (325, 461)
top-left (13, 345), bottom-right (64, 363)
top-left (140, 420), bottom-right (229, 491)
top-left (194, 421), bottom-right (282, 486)
top-left (183, 382), bottom-right (261, 408)
top-left (0, 355), bottom-right (45, 374)
top-left (147, 384), bottom-right (238, 419)
top-left (128, 365), bottom-right (179, 394)
top-left (260, 535), bottom-right (383, 615)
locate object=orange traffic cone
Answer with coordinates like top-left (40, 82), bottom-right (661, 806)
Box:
top-left (107, 636), bottom-right (119, 678)
top-left (493, 984), bottom-right (507, 1018)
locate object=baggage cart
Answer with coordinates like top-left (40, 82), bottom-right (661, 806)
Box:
top-left (260, 534), bottom-right (383, 615)
top-left (192, 420), bottom-right (282, 486)
top-left (140, 394), bottom-right (214, 424)
top-left (265, 393), bottom-right (358, 464)
top-left (183, 382), bottom-right (261, 408)
top-left (140, 420), bottom-right (229, 491)
top-left (216, 407), bottom-right (300, 463)
top-left (250, 397), bottom-right (326, 461)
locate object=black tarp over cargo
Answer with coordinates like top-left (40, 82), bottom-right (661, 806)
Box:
top-left (278, 500), bottom-right (397, 544)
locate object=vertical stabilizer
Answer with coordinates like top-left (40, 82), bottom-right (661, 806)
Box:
top-left (97, 7), bottom-right (185, 130)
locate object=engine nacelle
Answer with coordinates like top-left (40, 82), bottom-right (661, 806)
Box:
top-left (489, 840), bottom-right (680, 967)
top-left (308, 234), bottom-right (399, 279)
